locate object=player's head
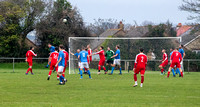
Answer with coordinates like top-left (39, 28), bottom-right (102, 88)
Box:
top-left (87, 44), bottom-right (90, 48)
top-left (30, 47), bottom-right (34, 50)
top-left (107, 47), bottom-right (110, 50)
top-left (179, 44), bottom-right (183, 49)
top-left (55, 47), bottom-right (58, 52)
top-left (82, 46), bottom-right (85, 50)
top-left (162, 49), bottom-right (165, 53)
top-left (100, 46), bottom-right (104, 50)
top-left (139, 48), bottom-right (144, 53)
top-left (77, 49), bottom-right (80, 53)
top-left (48, 43), bottom-right (52, 48)
top-left (116, 45), bottom-right (120, 49)
top-left (170, 48), bottom-right (173, 52)
top-left (59, 44), bottom-right (64, 51)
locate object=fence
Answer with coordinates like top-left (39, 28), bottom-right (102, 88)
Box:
top-left (0, 58), bottom-right (199, 73)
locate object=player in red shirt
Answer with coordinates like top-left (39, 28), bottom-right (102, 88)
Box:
top-left (159, 49), bottom-right (168, 75)
top-left (47, 47), bottom-right (59, 80)
top-left (167, 48), bottom-right (183, 78)
top-left (62, 49), bottom-right (69, 78)
top-left (25, 47), bottom-right (37, 75)
top-left (133, 48), bottom-right (147, 87)
top-left (87, 44), bottom-right (92, 64)
top-left (89, 46), bottom-right (107, 74)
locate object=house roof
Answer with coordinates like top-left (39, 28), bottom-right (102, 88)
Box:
top-left (99, 29), bottom-right (122, 37)
top-left (184, 35), bottom-right (200, 47)
top-left (176, 25), bottom-right (192, 37)
top-left (126, 26), bottom-right (149, 37)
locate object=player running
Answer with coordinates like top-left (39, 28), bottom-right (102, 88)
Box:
top-left (46, 43), bottom-right (55, 68)
top-left (25, 47), bottom-right (37, 75)
top-left (55, 45), bottom-right (67, 85)
top-left (167, 48), bottom-right (183, 78)
top-left (109, 45), bottom-right (122, 75)
top-left (133, 48), bottom-right (147, 87)
top-left (89, 46), bottom-right (107, 74)
top-left (70, 49), bottom-right (81, 73)
top-left (78, 47), bottom-right (91, 79)
top-left (47, 47), bottom-right (59, 80)
top-left (158, 49), bottom-right (168, 75)
top-left (105, 47), bottom-right (114, 72)
top-left (63, 49), bottom-right (69, 78)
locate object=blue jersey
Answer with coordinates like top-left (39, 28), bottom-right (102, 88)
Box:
top-left (58, 50), bottom-right (65, 67)
top-left (79, 51), bottom-right (88, 62)
top-left (179, 49), bottom-right (184, 58)
top-left (170, 51), bottom-right (173, 56)
top-left (74, 53), bottom-right (79, 58)
top-left (50, 46), bottom-right (55, 53)
top-left (115, 49), bottom-right (120, 59)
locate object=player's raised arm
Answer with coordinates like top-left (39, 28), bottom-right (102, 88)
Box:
top-left (70, 51), bottom-right (74, 56)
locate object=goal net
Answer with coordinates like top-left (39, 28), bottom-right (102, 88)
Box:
top-left (68, 37), bottom-right (181, 74)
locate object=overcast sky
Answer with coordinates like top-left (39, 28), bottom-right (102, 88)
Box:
top-left (68, 0), bottom-right (194, 25)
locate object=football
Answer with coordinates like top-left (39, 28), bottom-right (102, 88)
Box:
top-left (63, 19), bottom-right (67, 23)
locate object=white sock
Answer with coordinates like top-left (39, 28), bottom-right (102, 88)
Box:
top-left (140, 83), bottom-right (143, 87)
top-left (135, 81), bottom-right (138, 85)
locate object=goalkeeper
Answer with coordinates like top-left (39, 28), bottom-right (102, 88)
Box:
top-left (105, 47), bottom-right (114, 72)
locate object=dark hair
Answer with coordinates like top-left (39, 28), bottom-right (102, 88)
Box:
top-left (140, 48), bottom-right (144, 52)
top-left (30, 47), bottom-right (33, 50)
top-left (116, 45), bottom-right (120, 49)
top-left (170, 47), bottom-right (174, 50)
top-left (59, 45), bottom-right (64, 49)
top-left (55, 47), bottom-right (58, 51)
top-left (181, 44), bottom-right (184, 47)
top-left (48, 43), bottom-right (51, 45)
top-left (100, 46), bottom-right (104, 49)
top-left (176, 47), bottom-right (179, 50)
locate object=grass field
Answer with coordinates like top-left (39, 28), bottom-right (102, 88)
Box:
top-left (0, 68), bottom-right (200, 107)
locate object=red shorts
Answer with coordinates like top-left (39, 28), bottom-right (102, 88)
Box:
top-left (160, 61), bottom-right (168, 67)
top-left (134, 67), bottom-right (145, 75)
top-left (50, 63), bottom-right (58, 71)
top-left (170, 61), bottom-right (181, 68)
top-left (27, 61), bottom-right (32, 66)
top-left (98, 59), bottom-right (105, 66)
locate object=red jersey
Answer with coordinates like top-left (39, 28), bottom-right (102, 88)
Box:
top-left (96, 50), bottom-right (105, 60)
top-left (162, 53), bottom-right (168, 62)
top-left (63, 50), bottom-right (69, 65)
top-left (26, 50), bottom-right (37, 62)
top-left (88, 49), bottom-right (92, 61)
top-left (50, 51), bottom-right (58, 64)
top-left (134, 53), bottom-right (147, 69)
top-left (170, 51), bottom-right (182, 63)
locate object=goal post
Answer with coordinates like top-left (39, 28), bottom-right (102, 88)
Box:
top-left (68, 37), bottom-right (181, 74)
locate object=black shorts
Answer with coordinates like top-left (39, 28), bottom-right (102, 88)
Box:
top-left (106, 59), bottom-right (113, 64)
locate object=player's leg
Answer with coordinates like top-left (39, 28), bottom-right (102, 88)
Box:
top-left (26, 62), bottom-right (31, 74)
top-left (85, 63), bottom-right (91, 79)
top-left (57, 66), bottom-right (66, 85)
top-left (159, 64), bottom-right (164, 75)
top-left (98, 65), bottom-right (101, 75)
top-left (177, 63), bottom-right (183, 77)
top-left (167, 67), bottom-right (172, 78)
top-left (109, 59), bottom-right (116, 74)
top-left (79, 62), bottom-right (84, 79)
top-left (140, 69), bottom-right (145, 87)
top-left (47, 64), bottom-right (54, 80)
top-left (101, 60), bottom-right (107, 74)
top-left (106, 63), bottom-right (109, 72)
top-left (117, 60), bottom-right (122, 74)
top-left (62, 66), bottom-right (66, 78)
top-left (171, 68), bottom-right (176, 77)
top-left (133, 68), bottom-right (139, 87)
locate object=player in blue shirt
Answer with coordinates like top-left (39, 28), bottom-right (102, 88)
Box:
top-left (46, 43), bottom-right (56, 68)
top-left (109, 45), bottom-right (122, 75)
top-left (56, 45), bottom-right (67, 85)
top-left (70, 49), bottom-right (81, 73)
top-left (78, 47), bottom-right (91, 79)
top-left (177, 45), bottom-right (186, 76)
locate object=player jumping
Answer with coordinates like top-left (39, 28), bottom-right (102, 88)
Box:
top-left (78, 47), bottom-right (91, 79)
top-left (158, 49), bottom-right (168, 75)
top-left (167, 48), bottom-right (183, 78)
top-left (25, 47), bottom-right (37, 75)
top-left (105, 47), bottom-right (114, 72)
top-left (89, 46), bottom-right (107, 74)
top-left (55, 45), bottom-right (67, 85)
top-left (109, 45), bottom-right (122, 75)
top-left (133, 48), bottom-right (147, 87)
top-left (47, 47), bottom-right (59, 80)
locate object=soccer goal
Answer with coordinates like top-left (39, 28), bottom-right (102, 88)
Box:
top-left (68, 37), bottom-right (181, 74)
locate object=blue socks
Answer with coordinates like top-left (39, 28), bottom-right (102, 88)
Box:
top-left (111, 67), bottom-right (115, 74)
top-left (119, 68), bottom-right (122, 74)
top-left (80, 70), bottom-right (83, 78)
top-left (88, 70), bottom-right (91, 78)
top-left (59, 75), bottom-right (65, 83)
top-left (171, 69), bottom-right (175, 76)
top-left (176, 69), bottom-right (181, 75)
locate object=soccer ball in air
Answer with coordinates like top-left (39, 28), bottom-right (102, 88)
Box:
top-left (63, 19), bottom-right (67, 23)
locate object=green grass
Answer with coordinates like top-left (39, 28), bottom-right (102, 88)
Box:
top-left (0, 68), bottom-right (200, 107)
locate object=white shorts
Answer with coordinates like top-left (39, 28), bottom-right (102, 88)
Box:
top-left (78, 62), bottom-right (81, 67)
top-left (80, 62), bottom-right (89, 69)
top-left (113, 59), bottom-right (121, 65)
top-left (58, 66), bottom-right (64, 72)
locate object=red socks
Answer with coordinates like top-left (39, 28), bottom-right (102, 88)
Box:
top-left (98, 66), bottom-right (101, 70)
top-left (181, 72), bottom-right (183, 77)
top-left (134, 74), bottom-right (137, 81)
top-left (26, 68), bottom-right (31, 73)
top-left (48, 70), bottom-right (52, 76)
top-left (167, 71), bottom-right (170, 77)
top-left (161, 69), bottom-right (164, 73)
top-left (30, 68), bottom-right (32, 73)
top-left (62, 74), bottom-right (65, 77)
top-left (103, 67), bottom-right (106, 71)
top-left (141, 76), bottom-right (144, 83)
